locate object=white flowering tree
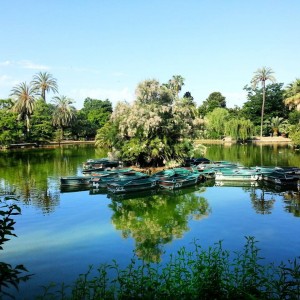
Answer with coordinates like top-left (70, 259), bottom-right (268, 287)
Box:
top-left (96, 77), bottom-right (202, 166)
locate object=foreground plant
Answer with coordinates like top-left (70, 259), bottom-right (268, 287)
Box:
top-left (0, 195), bottom-right (32, 298)
top-left (37, 236), bottom-right (300, 300)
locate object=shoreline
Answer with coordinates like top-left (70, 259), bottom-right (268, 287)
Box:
top-left (1, 136), bottom-right (293, 150)
top-left (196, 136), bottom-right (292, 144)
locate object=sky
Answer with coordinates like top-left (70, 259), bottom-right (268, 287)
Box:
top-left (1, 0), bottom-right (299, 109)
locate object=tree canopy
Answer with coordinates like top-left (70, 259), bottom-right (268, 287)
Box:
top-left (242, 83), bottom-right (287, 129)
top-left (198, 92), bottom-right (226, 117)
top-left (96, 77), bottom-right (201, 166)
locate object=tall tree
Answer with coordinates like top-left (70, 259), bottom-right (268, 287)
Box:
top-left (52, 95), bottom-right (76, 137)
top-left (242, 83), bottom-right (287, 129)
top-left (251, 67), bottom-right (276, 137)
top-left (10, 82), bottom-right (36, 133)
top-left (32, 72), bottom-right (58, 102)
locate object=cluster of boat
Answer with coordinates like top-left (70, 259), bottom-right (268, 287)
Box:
top-left (60, 158), bottom-right (300, 194)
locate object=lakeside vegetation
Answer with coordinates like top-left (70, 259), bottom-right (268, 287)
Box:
top-left (0, 70), bottom-right (299, 162)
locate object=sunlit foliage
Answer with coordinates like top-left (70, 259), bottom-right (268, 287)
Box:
top-left (96, 77), bottom-right (202, 166)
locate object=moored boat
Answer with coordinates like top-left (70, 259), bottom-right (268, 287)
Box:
top-left (158, 173), bottom-right (201, 190)
top-left (90, 171), bottom-right (148, 188)
top-left (151, 167), bottom-right (192, 180)
top-left (107, 177), bottom-right (157, 193)
top-left (60, 176), bottom-right (92, 186)
top-left (215, 167), bottom-right (262, 181)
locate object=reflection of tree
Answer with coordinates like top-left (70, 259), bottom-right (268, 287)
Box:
top-left (283, 191), bottom-right (300, 217)
top-left (109, 187), bottom-right (210, 262)
top-left (250, 188), bottom-right (275, 215)
top-left (0, 145), bottom-right (105, 213)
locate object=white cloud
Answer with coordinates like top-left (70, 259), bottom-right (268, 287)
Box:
top-left (17, 60), bottom-right (49, 70)
top-left (0, 60), bottom-right (49, 70)
top-left (0, 75), bottom-right (18, 87)
top-left (0, 60), bottom-right (12, 66)
top-left (69, 87), bottom-right (135, 109)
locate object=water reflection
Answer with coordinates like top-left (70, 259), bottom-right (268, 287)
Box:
top-left (283, 190), bottom-right (300, 217)
top-left (250, 188), bottom-right (276, 215)
top-left (109, 186), bottom-right (210, 262)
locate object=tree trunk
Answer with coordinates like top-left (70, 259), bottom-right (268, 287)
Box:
top-left (260, 81), bottom-right (266, 138)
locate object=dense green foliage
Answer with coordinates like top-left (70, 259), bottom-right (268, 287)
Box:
top-left (289, 124), bottom-right (300, 147)
top-left (198, 92), bottom-right (226, 116)
top-left (225, 118), bottom-right (254, 141)
top-left (0, 95), bottom-right (112, 147)
top-left (74, 98), bottom-right (113, 139)
top-left (242, 83), bottom-right (288, 127)
top-left (204, 108), bottom-right (229, 138)
top-left (38, 237), bottom-right (300, 300)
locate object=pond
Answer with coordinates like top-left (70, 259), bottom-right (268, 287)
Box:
top-left (1, 143), bottom-right (300, 299)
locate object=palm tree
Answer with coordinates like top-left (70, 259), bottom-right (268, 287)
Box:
top-left (10, 82), bottom-right (36, 132)
top-left (283, 79), bottom-right (300, 112)
top-left (32, 72), bottom-right (58, 102)
top-left (251, 67), bottom-right (276, 137)
top-left (168, 75), bottom-right (185, 97)
top-left (52, 95), bottom-right (76, 137)
top-left (265, 116), bottom-right (285, 136)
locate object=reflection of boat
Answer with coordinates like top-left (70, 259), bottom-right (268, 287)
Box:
top-left (107, 177), bottom-right (157, 193)
top-left (60, 185), bottom-right (90, 193)
top-left (158, 173), bottom-right (201, 190)
top-left (261, 181), bottom-right (300, 193)
top-left (215, 167), bottom-right (262, 181)
top-left (215, 180), bottom-right (259, 187)
top-left (89, 188), bottom-right (107, 195)
top-left (159, 185), bottom-right (203, 196)
top-left (108, 189), bottom-right (159, 201)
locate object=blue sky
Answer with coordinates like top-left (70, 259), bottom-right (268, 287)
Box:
top-left (1, 0), bottom-right (299, 109)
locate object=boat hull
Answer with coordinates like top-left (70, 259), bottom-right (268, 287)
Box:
top-left (158, 174), bottom-right (200, 190)
top-left (107, 178), bottom-right (157, 194)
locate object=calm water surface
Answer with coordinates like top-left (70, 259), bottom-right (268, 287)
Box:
top-left (0, 144), bottom-right (300, 299)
